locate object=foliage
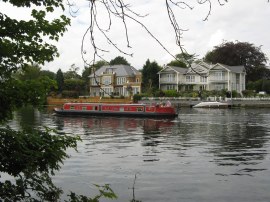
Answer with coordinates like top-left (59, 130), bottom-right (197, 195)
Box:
top-left (41, 70), bottom-right (56, 80)
top-left (0, 1), bottom-right (117, 201)
top-left (167, 60), bottom-right (187, 68)
top-left (242, 90), bottom-right (257, 97)
top-left (174, 53), bottom-right (196, 67)
top-left (93, 60), bottom-right (109, 69)
top-left (0, 1), bottom-right (70, 79)
top-left (164, 90), bottom-right (179, 97)
top-left (142, 59), bottom-right (162, 93)
top-left (56, 68), bottom-right (65, 93)
top-left (0, 77), bottom-right (56, 121)
top-left (0, 126), bottom-right (79, 201)
top-left (64, 64), bottom-right (81, 80)
top-left (0, 0), bottom-right (70, 119)
top-left (15, 64), bottom-right (41, 80)
top-left (61, 90), bottom-right (79, 98)
top-left (247, 79), bottom-right (270, 93)
top-left (66, 184), bottom-right (117, 202)
top-left (204, 41), bottom-right (268, 82)
top-left (63, 78), bottom-right (85, 95)
top-left (133, 94), bottom-right (143, 103)
top-left (109, 56), bottom-right (130, 66)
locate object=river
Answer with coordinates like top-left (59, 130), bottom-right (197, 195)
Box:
top-left (8, 107), bottom-right (270, 202)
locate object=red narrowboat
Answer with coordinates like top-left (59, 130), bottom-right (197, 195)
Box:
top-left (54, 102), bottom-right (178, 118)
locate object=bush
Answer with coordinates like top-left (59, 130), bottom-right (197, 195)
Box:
top-left (62, 90), bottom-right (79, 98)
top-left (242, 90), bottom-right (256, 97)
top-left (133, 94), bottom-right (142, 103)
top-left (164, 90), bottom-right (179, 97)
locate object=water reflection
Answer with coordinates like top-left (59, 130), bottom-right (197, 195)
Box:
top-left (53, 115), bottom-right (176, 135)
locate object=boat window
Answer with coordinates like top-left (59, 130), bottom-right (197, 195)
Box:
top-left (95, 106), bottom-right (98, 110)
top-left (137, 107), bottom-right (143, 111)
top-left (70, 106), bottom-right (75, 110)
top-left (82, 106), bottom-right (87, 110)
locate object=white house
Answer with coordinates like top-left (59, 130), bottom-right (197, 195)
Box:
top-left (158, 61), bottom-right (246, 93)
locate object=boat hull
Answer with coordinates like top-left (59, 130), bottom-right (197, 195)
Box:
top-left (193, 101), bottom-right (229, 108)
top-left (54, 108), bottom-right (178, 118)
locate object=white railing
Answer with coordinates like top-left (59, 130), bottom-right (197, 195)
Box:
top-left (142, 97), bottom-right (270, 101)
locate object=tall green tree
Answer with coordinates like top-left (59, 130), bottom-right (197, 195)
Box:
top-left (56, 68), bottom-right (64, 93)
top-left (0, 1), bottom-right (116, 201)
top-left (142, 59), bottom-right (162, 94)
top-left (109, 56), bottom-right (130, 66)
top-left (204, 41), bottom-right (269, 82)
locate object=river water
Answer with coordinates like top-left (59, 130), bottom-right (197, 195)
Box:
top-left (8, 107), bottom-right (270, 202)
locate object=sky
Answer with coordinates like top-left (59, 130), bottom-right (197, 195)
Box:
top-left (2, 0), bottom-right (270, 74)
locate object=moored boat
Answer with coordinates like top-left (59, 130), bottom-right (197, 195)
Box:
top-left (54, 102), bottom-right (178, 118)
top-left (193, 101), bottom-right (229, 108)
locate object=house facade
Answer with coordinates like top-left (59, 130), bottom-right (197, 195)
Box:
top-left (158, 62), bottom-right (246, 93)
top-left (89, 65), bottom-right (142, 97)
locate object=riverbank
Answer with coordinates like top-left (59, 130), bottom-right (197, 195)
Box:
top-left (139, 97), bottom-right (270, 108)
top-left (47, 96), bottom-right (270, 108)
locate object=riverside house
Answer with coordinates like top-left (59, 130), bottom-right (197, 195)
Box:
top-left (89, 65), bottom-right (142, 97)
top-left (158, 62), bottom-right (246, 93)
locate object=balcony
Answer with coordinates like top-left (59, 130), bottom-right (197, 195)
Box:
top-left (159, 78), bottom-right (177, 84)
top-left (208, 76), bottom-right (228, 83)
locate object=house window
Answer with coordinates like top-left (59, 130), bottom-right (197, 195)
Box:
top-left (103, 76), bottom-right (111, 85)
top-left (133, 87), bottom-right (140, 94)
top-left (105, 68), bottom-right (115, 74)
top-left (167, 85), bottom-right (175, 90)
top-left (117, 77), bottom-right (126, 85)
top-left (186, 75), bottom-right (195, 82)
top-left (91, 78), bottom-right (100, 85)
top-left (101, 87), bottom-right (113, 96)
top-left (167, 74), bottom-right (175, 82)
top-left (214, 84), bottom-right (225, 90)
top-left (200, 76), bottom-right (207, 83)
top-left (214, 72), bottom-right (225, 80)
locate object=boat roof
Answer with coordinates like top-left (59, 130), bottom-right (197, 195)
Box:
top-left (64, 103), bottom-right (148, 106)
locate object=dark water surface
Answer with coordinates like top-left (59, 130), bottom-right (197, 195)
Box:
top-left (9, 107), bottom-right (270, 202)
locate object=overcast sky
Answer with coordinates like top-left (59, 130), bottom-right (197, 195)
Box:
top-left (2, 0), bottom-right (270, 74)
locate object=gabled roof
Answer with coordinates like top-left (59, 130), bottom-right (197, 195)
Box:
top-left (186, 62), bottom-right (210, 74)
top-left (210, 63), bottom-right (245, 73)
top-left (158, 65), bottom-right (187, 74)
top-left (89, 65), bottom-right (140, 77)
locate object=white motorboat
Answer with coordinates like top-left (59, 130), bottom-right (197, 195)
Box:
top-left (193, 101), bottom-right (229, 108)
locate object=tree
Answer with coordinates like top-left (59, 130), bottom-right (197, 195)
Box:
top-left (56, 69), bottom-right (64, 93)
top-left (109, 56), bottom-right (130, 66)
top-left (167, 60), bottom-right (187, 68)
top-left (175, 53), bottom-right (196, 66)
top-left (0, 0), bottom-right (70, 120)
top-left (15, 64), bottom-right (41, 80)
top-left (142, 59), bottom-right (162, 94)
top-left (41, 70), bottom-right (56, 80)
top-left (204, 41), bottom-right (269, 82)
top-left (0, 1), bottom-right (116, 201)
top-left (64, 64), bottom-right (81, 80)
